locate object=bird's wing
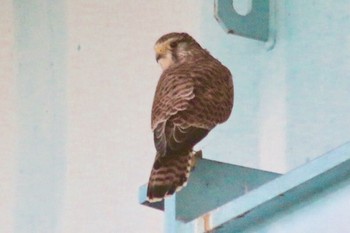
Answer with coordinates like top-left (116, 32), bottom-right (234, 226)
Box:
top-left (151, 70), bottom-right (195, 130)
top-left (151, 60), bottom-right (233, 156)
top-left (152, 69), bottom-right (196, 156)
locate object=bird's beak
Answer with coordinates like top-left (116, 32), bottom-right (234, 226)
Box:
top-left (156, 54), bottom-right (161, 62)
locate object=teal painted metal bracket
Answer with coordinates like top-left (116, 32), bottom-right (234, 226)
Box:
top-left (139, 158), bottom-right (280, 231)
top-left (214, 0), bottom-right (270, 41)
top-left (139, 142), bottom-right (350, 232)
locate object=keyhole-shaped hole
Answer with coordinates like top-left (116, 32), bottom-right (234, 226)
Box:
top-left (232, 0), bottom-right (252, 16)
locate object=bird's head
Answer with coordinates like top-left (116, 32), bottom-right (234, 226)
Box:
top-left (154, 32), bottom-right (202, 71)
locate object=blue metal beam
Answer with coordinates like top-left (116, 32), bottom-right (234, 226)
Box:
top-left (139, 158), bottom-right (280, 230)
top-left (140, 143), bottom-right (350, 232)
top-left (194, 142), bottom-right (350, 232)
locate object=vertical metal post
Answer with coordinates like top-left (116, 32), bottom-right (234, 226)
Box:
top-left (13, 0), bottom-right (67, 232)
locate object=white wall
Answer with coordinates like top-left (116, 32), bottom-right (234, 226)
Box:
top-left (0, 1), bottom-right (17, 232)
top-left (62, 1), bottom-right (202, 233)
top-left (1, 0), bottom-right (203, 233)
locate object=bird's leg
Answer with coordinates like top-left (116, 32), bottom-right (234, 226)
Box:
top-left (190, 150), bottom-right (203, 171)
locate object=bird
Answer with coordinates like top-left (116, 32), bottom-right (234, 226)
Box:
top-left (147, 32), bottom-right (234, 202)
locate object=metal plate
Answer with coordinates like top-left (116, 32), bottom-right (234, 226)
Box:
top-left (215, 0), bottom-right (270, 41)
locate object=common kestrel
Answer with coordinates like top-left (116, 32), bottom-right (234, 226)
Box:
top-left (147, 32), bottom-right (234, 202)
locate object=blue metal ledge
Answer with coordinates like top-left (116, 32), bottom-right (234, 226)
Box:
top-left (139, 159), bottom-right (280, 222)
top-left (139, 142), bottom-right (350, 232)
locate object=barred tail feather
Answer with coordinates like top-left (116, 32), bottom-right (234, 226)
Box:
top-left (147, 151), bottom-right (192, 202)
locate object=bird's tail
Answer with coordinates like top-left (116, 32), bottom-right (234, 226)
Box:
top-left (147, 151), bottom-right (192, 202)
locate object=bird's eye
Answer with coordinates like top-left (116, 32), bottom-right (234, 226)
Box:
top-left (169, 41), bottom-right (177, 48)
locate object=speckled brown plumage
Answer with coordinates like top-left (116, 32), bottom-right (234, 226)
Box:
top-left (147, 32), bottom-right (234, 202)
